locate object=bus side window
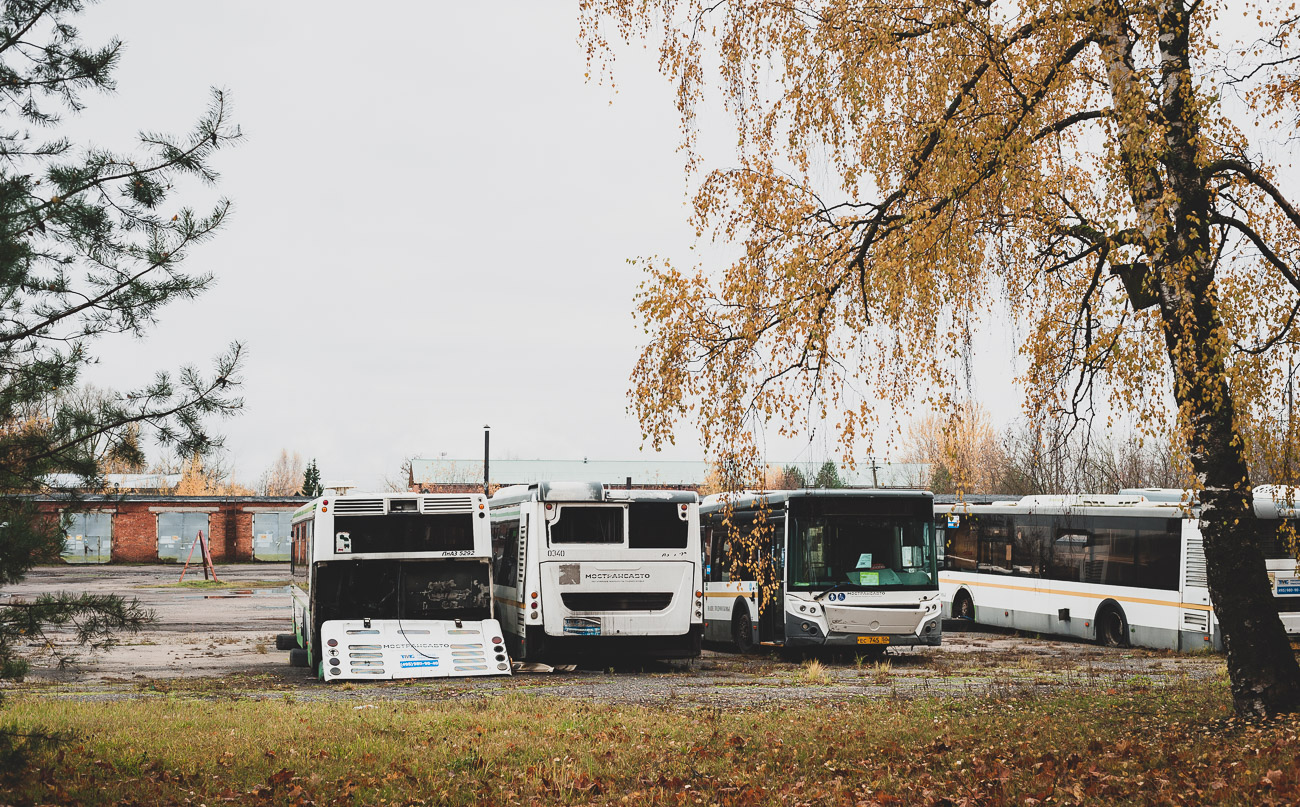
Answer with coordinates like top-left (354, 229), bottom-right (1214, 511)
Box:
top-left (976, 516), bottom-right (1012, 574)
top-left (1134, 521), bottom-right (1180, 590)
top-left (1048, 529), bottom-right (1089, 582)
top-left (290, 522), bottom-right (309, 586)
top-left (1011, 523), bottom-right (1049, 577)
top-left (708, 526), bottom-right (731, 582)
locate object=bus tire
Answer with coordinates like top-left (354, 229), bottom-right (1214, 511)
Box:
top-left (953, 589), bottom-right (975, 621)
top-left (275, 633), bottom-right (298, 651)
top-left (288, 648), bottom-right (309, 667)
top-left (731, 602), bottom-right (755, 654)
top-left (1096, 603), bottom-right (1130, 648)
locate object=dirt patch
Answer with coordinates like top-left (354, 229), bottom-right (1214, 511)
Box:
top-left (4, 565), bottom-right (1226, 706)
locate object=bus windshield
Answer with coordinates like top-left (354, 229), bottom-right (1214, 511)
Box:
top-left (789, 515), bottom-right (935, 590)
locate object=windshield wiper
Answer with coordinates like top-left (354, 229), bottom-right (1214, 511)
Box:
top-left (813, 582), bottom-right (855, 603)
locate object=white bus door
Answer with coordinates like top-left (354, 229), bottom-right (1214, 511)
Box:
top-left (758, 520), bottom-right (786, 644)
top-left (491, 506), bottom-right (528, 653)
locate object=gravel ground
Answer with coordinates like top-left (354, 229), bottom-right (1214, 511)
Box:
top-left (2, 564), bottom-right (1226, 706)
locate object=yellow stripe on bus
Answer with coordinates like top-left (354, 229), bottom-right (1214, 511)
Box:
top-left (493, 596), bottom-right (525, 609)
top-left (948, 576), bottom-right (1213, 612)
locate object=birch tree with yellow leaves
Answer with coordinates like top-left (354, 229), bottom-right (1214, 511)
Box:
top-left (581, 1), bottom-right (1300, 714)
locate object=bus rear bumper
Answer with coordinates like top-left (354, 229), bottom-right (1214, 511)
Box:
top-left (529, 624), bottom-right (703, 661)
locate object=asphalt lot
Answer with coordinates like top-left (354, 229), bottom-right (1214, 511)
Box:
top-left (2, 564), bottom-right (1226, 705)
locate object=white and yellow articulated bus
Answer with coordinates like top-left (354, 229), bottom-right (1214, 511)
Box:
top-left (700, 489), bottom-right (943, 653)
top-left (282, 492), bottom-right (510, 681)
top-left (488, 482), bottom-right (703, 662)
top-left (935, 489), bottom-right (1300, 651)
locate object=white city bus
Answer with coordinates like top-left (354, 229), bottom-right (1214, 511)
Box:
top-left (700, 490), bottom-right (942, 653)
top-left (284, 492), bottom-right (510, 681)
top-left (488, 482), bottom-right (703, 661)
top-left (936, 490), bottom-right (1300, 650)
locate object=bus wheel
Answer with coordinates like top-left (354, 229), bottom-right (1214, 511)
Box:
top-left (1097, 604), bottom-right (1130, 648)
top-left (953, 590), bottom-right (975, 621)
top-left (732, 605), bottom-right (755, 654)
top-left (288, 647), bottom-right (309, 667)
top-left (275, 633), bottom-right (298, 651)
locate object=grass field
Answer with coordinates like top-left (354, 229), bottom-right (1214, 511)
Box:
top-left (3, 676), bottom-right (1298, 805)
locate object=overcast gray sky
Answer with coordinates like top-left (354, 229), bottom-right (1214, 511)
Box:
top-left (63, 2), bottom-right (1022, 488)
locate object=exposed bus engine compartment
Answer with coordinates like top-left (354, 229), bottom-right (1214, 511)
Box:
top-left (310, 558), bottom-right (507, 681)
top-left (312, 558), bottom-right (492, 626)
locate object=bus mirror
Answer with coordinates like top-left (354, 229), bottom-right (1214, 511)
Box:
top-left (335, 531), bottom-right (352, 553)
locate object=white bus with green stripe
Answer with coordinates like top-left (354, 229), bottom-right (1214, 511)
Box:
top-left (281, 492), bottom-right (510, 680)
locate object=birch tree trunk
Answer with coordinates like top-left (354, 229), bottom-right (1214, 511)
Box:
top-left (1103, 0), bottom-right (1300, 715)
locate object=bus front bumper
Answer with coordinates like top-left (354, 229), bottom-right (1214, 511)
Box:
top-left (784, 609), bottom-right (943, 648)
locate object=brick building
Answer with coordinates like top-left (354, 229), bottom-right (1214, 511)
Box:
top-left (30, 494), bottom-right (308, 564)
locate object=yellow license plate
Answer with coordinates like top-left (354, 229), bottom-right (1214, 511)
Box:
top-left (857, 636), bottom-right (890, 645)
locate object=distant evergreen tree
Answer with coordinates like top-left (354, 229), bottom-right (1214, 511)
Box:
top-left (929, 463), bottom-right (954, 495)
top-left (813, 461), bottom-right (844, 489)
top-left (782, 465), bottom-right (807, 489)
top-left (300, 459), bottom-right (323, 498)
